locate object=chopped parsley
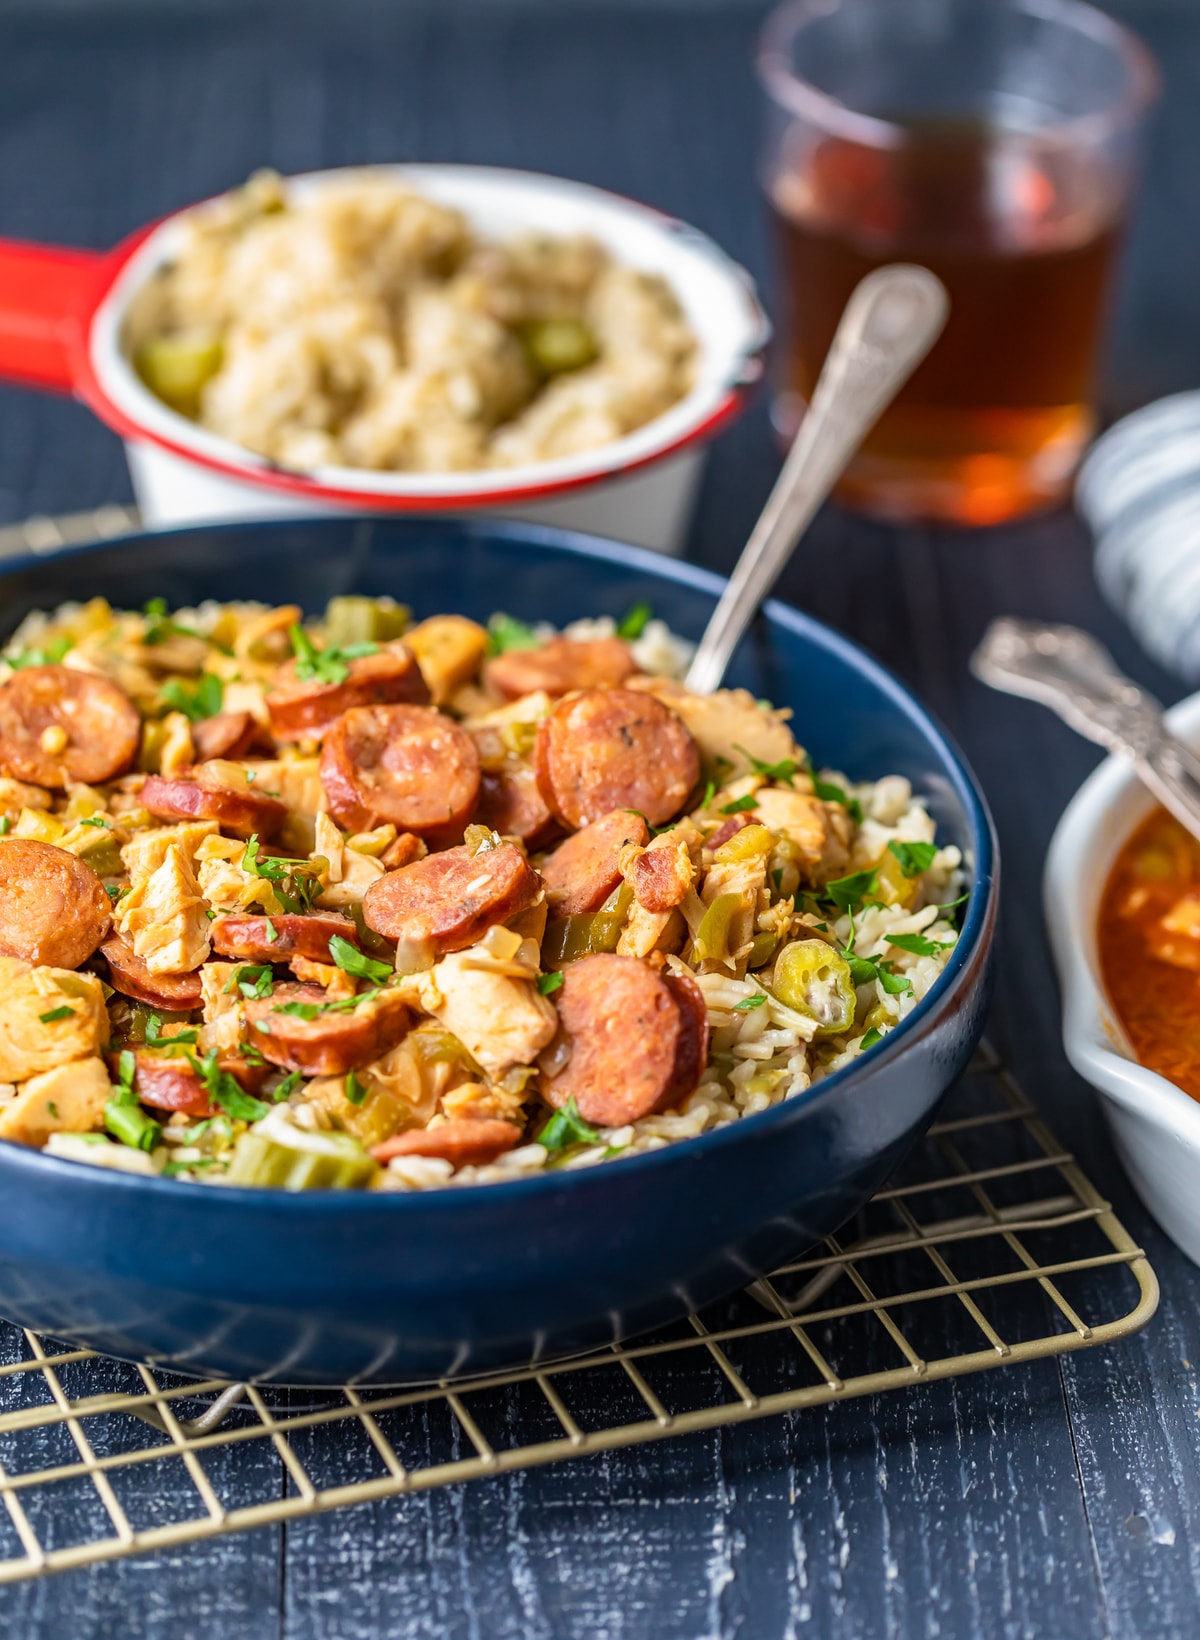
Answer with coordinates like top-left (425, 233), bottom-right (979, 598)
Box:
top-left (699, 780), bottom-right (716, 811)
top-left (271, 1070), bottom-right (301, 1102)
top-left (225, 964), bottom-right (274, 1000)
top-left (272, 986), bottom-right (382, 1021)
top-left (345, 1070), bottom-right (369, 1107)
top-left (8, 634), bottom-right (73, 669)
top-left (734, 744), bottom-right (798, 786)
top-left (616, 602), bottom-right (652, 640)
top-left (142, 597), bottom-right (199, 647)
top-left (885, 931), bottom-right (953, 958)
top-left (144, 1012), bottom-right (198, 1048)
top-left (159, 671), bottom-right (224, 722)
top-left (288, 623), bottom-right (378, 687)
top-left (719, 794), bottom-right (759, 816)
top-left (485, 613), bottom-right (540, 655)
top-left (37, 1005), bottom-right (75, 1023)
top-left (810, 771), bottom-right (863, 823)
top-left (78, 815), bottom-right (112, 829)
top-left (824, 868), bottom-right (878, 914)
top-left (733, 992), bottom-right (767, 1011)
top-left (186, 1049), bottom-right (270, 1123)
top-left (46, 1102), bottom-right (58, 1119)
top-left (328, 934), bottom-right (393, 983)
top-left (537, 1095), bottom-right (601, 1154)
top-left (537, 970), bottom-right (564, 995)
top-left (242, 834), bottom-right (322, 914)
top-left (888, 839), bottom-right (938, 878)
top-left (0, 817), bottom-right (9, 836)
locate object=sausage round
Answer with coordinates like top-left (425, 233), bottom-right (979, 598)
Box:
top-left (475, 764), bottom-right (559, 848)
top-left (101, 935), bottom-right (204, 1011)
top-left (363, 841), bottom-right (539, 956)
top-left (140, 774), bottom-right (287, 841)
top-left (0, 665), bottom-right (140, 788)
top-left (484, 636), bottom-right (635, 702)
top-left (539, 809), bottom-right (648, 916)
top-left (211, 911), bottom-right (359, 965)
top-left (245, 983), bottom-right (412, 1076)
top-left (191, 710), bottom-right (262, 762)
top-left (540, 953), bottom-right (709, 1126)
top-left (0, 839), bottom-right (111, 968)
top-left (117, 1049), bottom-right (270, 1116)
top-left (372, 1119), bottom-right (523, 1169)
top-left (535, 688), bottom-right (699, 831)
top-left (320, 705), bottom-right (480, 837)
top-left (266, 644), bottom-right (430, 741)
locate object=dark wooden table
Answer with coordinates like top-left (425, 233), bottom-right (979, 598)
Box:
top-left (0, 1), bottom-right (1198, 1634)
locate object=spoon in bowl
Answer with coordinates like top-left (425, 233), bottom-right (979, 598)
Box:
top-left (684, 262), bottom-right (949, 695)
top-left (972, 617), bottom-right (1200, 845)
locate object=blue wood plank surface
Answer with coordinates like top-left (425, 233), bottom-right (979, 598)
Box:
top-left (0, 2), bottom-right (1195, 1635)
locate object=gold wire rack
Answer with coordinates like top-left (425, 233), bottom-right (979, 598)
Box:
top-left (0, 1040), bottom-right (1157, 1585)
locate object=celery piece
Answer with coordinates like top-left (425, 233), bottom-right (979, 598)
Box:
top-left (226, 1128), bottom-right (377, 1190)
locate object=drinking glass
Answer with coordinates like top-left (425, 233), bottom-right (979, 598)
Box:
top-left (758, 0), bottom-right (1159, 525)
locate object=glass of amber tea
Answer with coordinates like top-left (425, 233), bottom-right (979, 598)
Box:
top-left (758, 0), bottom-right (1159, 525)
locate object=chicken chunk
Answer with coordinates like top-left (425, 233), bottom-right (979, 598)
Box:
top-left (419, 950), bottom-right (557, 1077)
top-left (242, 757), bottom-right (324, 854)
top-left (406, 615), bottom-right (488, 705)
top-left (315, 846), bottom-right (385, 910)
top-left (0, 1056), bottom-right (112, 1148)
top-left (0, 959), bottom-right (108, 1082)
top-left (121, 820), bottom-right (219, 881)
top-left (116, 842), bottom-right (211, 975)
top-left (752, 788), bottom-right (834, 870)
top-left (198, 961), bottom-right (244, 1054)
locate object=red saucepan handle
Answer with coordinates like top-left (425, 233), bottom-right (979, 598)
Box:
top-left (0, 237), bottom-right (108, 394)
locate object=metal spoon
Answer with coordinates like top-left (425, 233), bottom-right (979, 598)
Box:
top-left (972, 617), bottom-right (1200, 845)
top-left (684, 263), bottom-right (949, 695)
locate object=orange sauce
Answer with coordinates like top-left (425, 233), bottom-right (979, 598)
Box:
top-left (1098, 808), bottom-right (1200, 1101)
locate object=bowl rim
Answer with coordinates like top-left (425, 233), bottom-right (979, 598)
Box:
top-left (0, 513), bottom-right (998, 1210)
top-left (76, 163), bottom-right (770, 510)
top-left (1044, 690), bottom-right (1200, 1143)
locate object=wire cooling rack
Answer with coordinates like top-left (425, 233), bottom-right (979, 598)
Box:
top-left (0, 1040), bottom-right (1157, 1584)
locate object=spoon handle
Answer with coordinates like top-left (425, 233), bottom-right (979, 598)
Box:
top-left (684, 263), bottom-right (948, 696)
top-left (972, 616), bottom-right (1200, 843)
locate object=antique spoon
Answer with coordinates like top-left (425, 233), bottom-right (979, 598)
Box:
top-left (684, 262), bottom-right (948, 695)
top-left (972, 616), bottom-right (1200, 845)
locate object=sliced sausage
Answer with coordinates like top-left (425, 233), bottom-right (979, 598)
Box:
top-left (114, 1049), bottom-right (270, 1116)
top-left (0, 665), bottom-right (140, 788)
top-left (630, 844), bottom-right (692, 914)
top-left (484, 636), bottom-right (635, 702)
top-left (140, 774), bottom-right (287, 841)
top-left (363, 842), bottom-right (539, 956)
top-left (476, 764), bottom-right (559, 848)
top-left (320, 705), bottom-right (480, 838)
top-left (191, 711), bottom-right (262, 762)
top-left (266, 644), bottom-right (430, 741)
top-left (535, 687), bottom-right (699, 831)
top-left (0, 839), bottom-right (111, 968)
top-left (707, 813), bottom-right (754, 851)
top-left (245, 982), bottom-right (412, 1076)
top-left (539, 809), bottom-right (648, 916)
top-left (211, 911), bottom-right (359, 965)
top-left (372, 1118), bottom-right (523, 1170)
top-left (540, 953), bottom-right (709, 1126)
top-left (101, 935), bottom-right (203, 1011)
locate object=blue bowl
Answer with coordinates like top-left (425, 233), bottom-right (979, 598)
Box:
top-left (0, 516), bottom-right (997, 1383)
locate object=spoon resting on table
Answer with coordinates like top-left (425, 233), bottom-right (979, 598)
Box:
top-left (972, 617), bottom-right (1200, 847)
top-left (684, 262), bottom-right (948, 696)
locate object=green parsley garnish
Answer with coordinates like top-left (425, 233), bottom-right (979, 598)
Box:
top-left (144, 1012), bottom-right (198, 1048)
top-left (537, 971), bottom-right (564, 995)
top-left (537, 1095), bottom-right (601, 1154)
top-left (616, 602), bottom-right (652, 640)
top-left (485, 613), bottom-right (540, 655)
top-left (0, 817), bottom-right (10, 836)
top-left (699, 780), bottom-right (716, 811)
top-left (733, 993), bottom-right (767, 1011)
top-left (271, 1070), bottom-right (302, 1103)
top-left (885, 932), bottom-right (952, 958)
top-left (810, 771), bottom-right (863, 824)
top-left (345, 1071), bottom-right (369, 1107)
top-left (37, 1005), bottom-right (74, 1023)
top-left (289, 623), bottom-right (378, 687)
top-left (241, 834), bottom-right (322, 914)
top-left (159, 671), bottom-right (224, 723)
top-left (328, 933), bottom-right (394, 983)
top-left (142, 597), bottom-right (199, 647)
top-left (185, 1050), bottom-right (270, 1123)
top-left (733, 744), bottom-right (798, 786)
top-left (719, 794), bottom-right (759, 816)
top-left (888, 839), bottom-right (938, 879)
top-left (824, 868), bottom-right (878, 914)
top-left (78, 816), bottom-right (112, 829)
top-left (224, 964), bottom-right (274, 1000)
top-left (272, 987), bottom-right (382, 1021)
top-left (8, 634), bottom-right (73, 669)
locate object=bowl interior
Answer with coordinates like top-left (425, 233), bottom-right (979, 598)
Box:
top-left (90, 164), bottom-right (768, 500)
